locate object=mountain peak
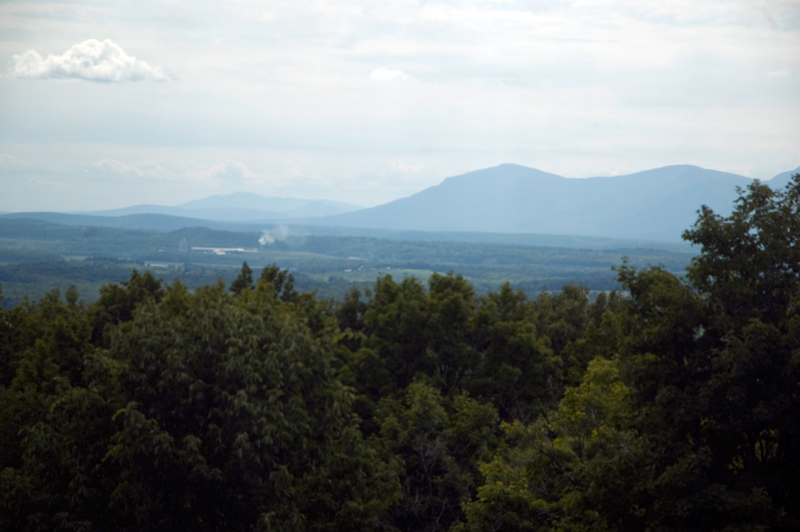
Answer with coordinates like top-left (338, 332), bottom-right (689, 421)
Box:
top-left (440, 164), bottom-right (565, 186)
top-left (320, 163), bottom-right (769, 241)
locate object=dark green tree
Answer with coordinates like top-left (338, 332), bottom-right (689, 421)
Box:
top-left (1, 277), bottom-right (401, 531)
top-left (362, 275), bottom-right (433, 393)
top-left (376, 382), bottom-right (497, 532)
top-left (101, 280), bottom-right (399, 530)
top-left (593, 176), bottom-right (800, 530)
top-left (460, 175), bottom-right (800, 532)
top-left (88, 269), bottom-right (164, 346)
top-left (560, 292), bottom-right (624, 387)
top-left (533, 285), bottom-right (590, 360)
top-left (458, 358), bottom-right (646, 532)
top-left (469, 284), bottom-right (562, 421)
top-left (229, 260), bottom-right (254, 295)
top-left (426, 273), bottom-right (478, 394)
top-left (0, 287), bottom-right (106, 531)
top-left (258, 263), bottom-right (298, 303)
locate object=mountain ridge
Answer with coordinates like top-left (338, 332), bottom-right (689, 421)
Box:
top-left (84, 192), bottom-right (362, 222)
top-left (313, 164), bottom-right (796, 241)
top-left (4, 164), bottom-right (798, 244)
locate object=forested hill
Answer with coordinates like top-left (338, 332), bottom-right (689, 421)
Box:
top-left (1, 176), bottom-right (798, 531)
top-left (319, 164), bottom-right (795, 241)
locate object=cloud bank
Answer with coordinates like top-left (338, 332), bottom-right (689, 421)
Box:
top-left (91, 159), bottom-right (261, 183)
top-left (8, 39), bottom-right (171, 82)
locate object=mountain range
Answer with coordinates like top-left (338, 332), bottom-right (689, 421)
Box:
top-left (84, 193), bottom-right (362, 222)
top-left (4, 164), bottom-right (797, 244)
top-left (314, 164), bottom-right (797, 241)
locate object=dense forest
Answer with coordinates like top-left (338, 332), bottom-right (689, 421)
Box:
top-left (1, 177), bottom-right (798, 531)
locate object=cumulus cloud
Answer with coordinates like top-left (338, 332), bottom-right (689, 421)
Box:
top-left (90, 159), bottom-right (262, 183)
top-left (8, 39), bottom-right (171, 82)
top-left (370, 67), bottom-right (413, 81)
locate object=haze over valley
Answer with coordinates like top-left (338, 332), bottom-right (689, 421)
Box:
top-left (3, 163), bottom-right (796, 243)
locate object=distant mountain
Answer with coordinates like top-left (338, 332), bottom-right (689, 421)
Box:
top-left (176, 192), bottom-right (356, 212)
top-left (0, 212), bottom-right (233, 232)
top-left (4, 165), bottom-right (796, 245)
top-left (317, 164), bottom-right (793, 241)
top-left (766, 166), bottom-right (800, 190)
top-left (89, 193), bottom-right (362, 222)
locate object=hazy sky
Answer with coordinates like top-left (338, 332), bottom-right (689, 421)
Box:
top-left (1, 0), bottom-right (799, 211)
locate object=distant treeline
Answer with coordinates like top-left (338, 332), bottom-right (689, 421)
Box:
top-left (1, 177), bottom-right (798, 531)
top-left (0, 217), bottom-right (695, 308)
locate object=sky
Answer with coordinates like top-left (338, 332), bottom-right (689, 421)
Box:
top-left (1, 0), bottom-right (799, 212)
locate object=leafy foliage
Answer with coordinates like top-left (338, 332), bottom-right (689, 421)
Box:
top-left (1, 272), bottom-right (400, 531)
top-left (461, 174), bottom-right (800, 531)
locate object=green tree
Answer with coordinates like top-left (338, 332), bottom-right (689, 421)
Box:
top-left (88, 269), bottom-right (164, 346)
top-left (362, 275), bottom-right (433, 393)
top-left (560, 295), bottom-right (624, 387)
top-left (459, 358), bottom-right (646, 532)
top-left (426, 273), bottom-right (478, 394)
top-left (533, 285), bottom-right (590, 360)
top-left (377, 382), bottom-right (498, 532)
top-left (229, 260), bottom-right (254, 294)
top-left (1, 277), bottom-right (401, 531)
top-left (611, 176), bottom-right (800, 530)
top-left (0, 287), bottom-right (107, 531)
top-left (469, 284), bottom-right (562, 421)
top-left (461, 176), bottom-right (800, 531)
top-left (102, 281), bottom-right (399, 530)
top-left (258, 263), bottom-right (298, 303)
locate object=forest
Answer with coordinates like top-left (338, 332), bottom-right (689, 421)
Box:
top-left (0, 219), bottom-right (693, 309)
top-left (1, 176), bottom-right (798, 531)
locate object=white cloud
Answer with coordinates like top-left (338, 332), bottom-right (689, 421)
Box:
top-left (90, 159), bottom-right (262, 183)
top-left (204, 160), bottom-right (259, 181)
top-left (8, 39), bottom-right (171, 82)
top-left (370, 67), bottom-right (413, 81)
